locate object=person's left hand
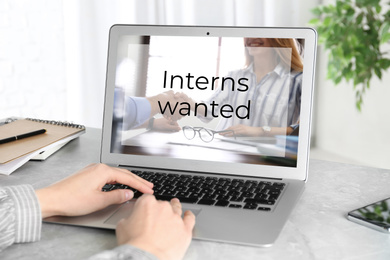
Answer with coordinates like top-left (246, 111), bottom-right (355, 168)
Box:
top-left (36, 163), bottom-right (154, 218)
top-left (220, 124), bottom-right (262, 137)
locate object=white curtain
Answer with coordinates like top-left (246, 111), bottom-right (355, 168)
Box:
top-left (63, 0), bottom-right (318, 127)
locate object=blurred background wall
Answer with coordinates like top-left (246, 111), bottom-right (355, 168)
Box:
top-left (1, 0), bottom-right (389, 169)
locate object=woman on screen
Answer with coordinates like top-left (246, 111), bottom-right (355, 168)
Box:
top-left (177, 37), bottom-right (303, 137)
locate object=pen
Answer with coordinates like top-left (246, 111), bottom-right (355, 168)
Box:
top-left (0, 129), bottom-right (47, 144)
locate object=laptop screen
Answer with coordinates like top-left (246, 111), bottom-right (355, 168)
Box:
top-left (102, 25), bottom-right (316, 180)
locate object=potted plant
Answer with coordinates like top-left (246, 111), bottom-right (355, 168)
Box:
top-left (310, 0), bottom-right (390, 110)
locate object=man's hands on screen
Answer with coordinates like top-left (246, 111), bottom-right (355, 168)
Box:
top-left (148, 91), bottom-right (194, 122)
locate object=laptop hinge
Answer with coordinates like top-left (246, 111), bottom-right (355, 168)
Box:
top-left (118, 165), bottom-right (283, 181)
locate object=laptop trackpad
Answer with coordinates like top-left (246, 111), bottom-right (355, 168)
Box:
top-left (104, 201), bottom-right (202, 225)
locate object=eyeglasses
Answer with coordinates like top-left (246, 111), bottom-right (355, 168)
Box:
top-left (183, 126), bottom-right (235, 143)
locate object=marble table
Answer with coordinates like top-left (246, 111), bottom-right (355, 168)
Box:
top-left (1, 128), bottom-right (389, 260)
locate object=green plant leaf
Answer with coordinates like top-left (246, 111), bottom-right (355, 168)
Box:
top-left (375, 4), bottom-right (382, 14)
top-left (309, 18), bottom-right (320, 25)
top-left (366, 212), bottom-right (377, 219)
top-left (323, 16), bottom-right (332, 26)
top-left (374, 205), bottom-right (383, 215)
top-left (356, 12), bottom-right (364, 24)
top-left (380, 32), bottom-right (390, 44)
top-left (374, 66), bottom-right (382, 79)
top-left (381, 201), bottom-right (388, 211)
top-left (311, 7), bottom-right (322, 16)
top-left (310, 0), bottom-right (390, 111)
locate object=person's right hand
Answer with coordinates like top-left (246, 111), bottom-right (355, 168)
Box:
top-left (116, 195), bottom-right (196, 260)
top-left (148, 91), bottom-right (178, 117)
top-left (153, 118), bottom-right (181, 132)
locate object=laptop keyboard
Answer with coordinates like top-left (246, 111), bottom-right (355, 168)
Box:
top-left (102, 170), bottom-right (286, 211)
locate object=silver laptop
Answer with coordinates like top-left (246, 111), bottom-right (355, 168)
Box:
top-left (45, 25), bottom-right (317, 247)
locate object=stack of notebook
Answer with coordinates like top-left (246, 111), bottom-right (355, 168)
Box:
top-left (0, 118), bottom-right (85, 175)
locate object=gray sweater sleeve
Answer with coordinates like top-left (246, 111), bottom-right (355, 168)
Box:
top-left (0, 185), bottom-right (159, 259)
top-left (0, 185), bottom-right (42, 252)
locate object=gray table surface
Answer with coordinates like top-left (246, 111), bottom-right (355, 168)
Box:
top-left (1, 128), bottom-right (390, 260)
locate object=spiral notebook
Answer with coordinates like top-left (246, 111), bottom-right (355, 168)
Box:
top-left (0, 118), bottom-right (85, 175)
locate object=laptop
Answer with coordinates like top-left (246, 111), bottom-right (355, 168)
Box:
top-left (45, 24), bottom-right (317, 247)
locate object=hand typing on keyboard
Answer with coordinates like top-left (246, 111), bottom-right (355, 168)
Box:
top-left (20, 163), bottom-right (195, 259)
top-left (117, 194), bottom-right (195, 260)
top-left (36, 163), bottom-right (154, 218)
